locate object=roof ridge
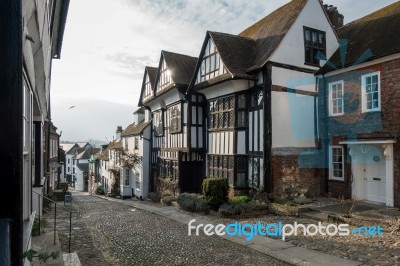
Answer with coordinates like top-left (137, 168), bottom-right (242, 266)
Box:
top-left (162, 50), bottom-right (198, 60)
top-left (209, 31), bottom-right (256, 42)
top-left (338, 1), bottom-right (400, 30)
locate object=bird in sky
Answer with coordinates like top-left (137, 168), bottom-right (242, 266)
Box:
top-left (69, 106), bottom-right (76, 109)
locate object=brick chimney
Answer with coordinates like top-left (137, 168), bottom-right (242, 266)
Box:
top-left (115, 126), bottom-right (123, 141)
top-left (322, 2), bottom-right (344, 29)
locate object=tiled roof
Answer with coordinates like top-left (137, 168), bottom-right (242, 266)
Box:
top-left (60, 143), bottom-right (78, 153)
top-left (319, 1), bottom-right (400, 73)
top-left (189, 0), bottom-right (307, 92)
top-left (163, 51), bottom-right (198, 86)
top-left (67, 146), bottom-right (85, 155)
top-left (76, 148), bottom-right (100, 160)
top-left (239, 0), bottom-right (307, 71)
top-left (108, 140), bottom-right (123, 150)
top-left (209, 31), bottom-right (256, 79)
top-left (95, 148), bottom-right (109, 161)
top-left (147, 66), bottom-right (158, 88)
top-left (121, 120), bottom-right (151, 137)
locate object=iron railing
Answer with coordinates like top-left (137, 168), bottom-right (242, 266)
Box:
top-left (32, 191), bottom-right (80, 254)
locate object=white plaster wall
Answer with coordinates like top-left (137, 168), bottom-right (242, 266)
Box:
top-left (269, 0), bottom-right (338, 68)
top-left (75, 166), bottom-right (84, 191)
top-left (202, 79), bottom-right (250, 100)
top-left (272, 67), bottom-right (316, 92)
top-left (271, 91), bottom-right (316, 148)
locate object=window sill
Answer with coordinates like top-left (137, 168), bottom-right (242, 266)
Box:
top-left (361, 109), bottom-right (381, 114)
top-left (169, 131), bottom-right (182, 134)
top-left (329, 113), bottom-right (344, 117)
top-left (328, 178), bottom-right (345, 182)
top-left (304, 62), bottom-right (320, 68)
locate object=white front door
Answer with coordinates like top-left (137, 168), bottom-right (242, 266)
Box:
top-left (363, 145), bottom-right (386, 204)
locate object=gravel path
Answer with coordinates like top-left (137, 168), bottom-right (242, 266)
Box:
top-left (70, 193), bottom-right (289, 266)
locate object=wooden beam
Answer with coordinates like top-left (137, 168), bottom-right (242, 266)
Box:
top-left (263, 63), bottom-right (273, 193)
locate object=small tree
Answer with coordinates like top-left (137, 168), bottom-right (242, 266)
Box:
top-left (121, 150), bottom-right (141, 171)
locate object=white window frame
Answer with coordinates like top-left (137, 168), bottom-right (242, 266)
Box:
top-left (328, 80), bottom-right (344, 116)
top-left (329, 145), bottom-right (344, 181)
top-left (361, 72), bottom-right (381, 113)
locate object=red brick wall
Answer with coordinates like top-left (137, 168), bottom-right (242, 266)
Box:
top-left (322, 57), bottom-right (400, 206)
top-left (272, 155), bottom-right (321, 199)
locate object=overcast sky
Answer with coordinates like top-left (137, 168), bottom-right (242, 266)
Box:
top-left (51, 0), bottom-right (397, 142)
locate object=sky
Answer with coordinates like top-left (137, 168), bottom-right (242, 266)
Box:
top-left (51, 0), bottom-right (398, 143)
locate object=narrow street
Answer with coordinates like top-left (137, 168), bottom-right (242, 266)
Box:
top-left (54, 192), bottom-right (289, 265)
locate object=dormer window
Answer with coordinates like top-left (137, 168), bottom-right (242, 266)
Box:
top-left (197, 38), bottom-right (223, 83)
top-left (304, 27), bottom-right (326, 66)
top-left (157, 59), bottom-right (171, 91)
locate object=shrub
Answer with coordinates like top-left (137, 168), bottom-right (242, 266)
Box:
top-left (218, 200), bottom-right (268, 216)
top-left (202, 178), bottom-right (229, 210)
top-left (148, 192), bottom-right (161, 203)
top-left (218, 203), bottom-right (235, 216)
top-left (161, 196), bottom-right (176, 206)
top-left (95, 186), bottom-right (105, 195)
top-left (32, 218), bottom-right (47, 236)
top-left (229, 195), bottom-right (251, 205)
top-left (273, 197), bottom-right (291, 205)
top-left (177, 193), bottom-right (210, 214)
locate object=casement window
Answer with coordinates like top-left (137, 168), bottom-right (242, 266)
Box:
top-left (68, 158), bottom-right (70, 164)
top-left (250, 90), bottom-right (263, 110)
top-left (304, 27), bottom-right (326, 66)
top-left (124, 168), bottom-right (130, 186)
top-left (236, 156), bottom-right (248, 188)
top-left (136, 173), bottom-right (140, 190)
top-left (208, 96), bottom-right (235, 129)
top-left (73, 167), bottom-right (75, 174)
top-left (249, 157), bottom-right (262, 189)
top-left (361, 72), bottom-right (380, 113)
top-left (329, 146), bottom-right (344, 181)
top-left (153, 110), bottom-right (164, 136)
top-left (207, 155), bottom-right (234, 183)
top-left (168, 103), bottom-right (182, 133)
top-left (329, 80), bottom-right (344, 116)
top-left (237, 94), bottom-right (247, 127)
top-left (125, 139), bottom-right (128, 151)
top-left (158, 159), bottom-right (179, 180)
top-left (134, 137), bottom-right (139, 150)
top-left (68, 167), bottom-right (70, 172)
top-left (158, 59), bottom-right (171, 91)
top-left (198, 38), bottom-right (221, 83)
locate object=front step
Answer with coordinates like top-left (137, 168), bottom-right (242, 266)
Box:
top-left (299, 210), bottom-right (329, 222)
top-left (53, 191), bottom-right (65, 202)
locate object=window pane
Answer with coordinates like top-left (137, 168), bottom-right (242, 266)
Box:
top-left (372, 74), bottom-right (377, 83)
top-left (305, 30), bottom-right (310, 42)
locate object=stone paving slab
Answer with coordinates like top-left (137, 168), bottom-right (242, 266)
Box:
top-left (63, 252), bottom-right (81, 266)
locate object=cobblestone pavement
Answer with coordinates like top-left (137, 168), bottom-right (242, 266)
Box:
top-left (70, 193), bottom-right (289, 266)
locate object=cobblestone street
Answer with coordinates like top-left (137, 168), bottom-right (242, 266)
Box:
top-left (62, 192), bottom-right (288, 265)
